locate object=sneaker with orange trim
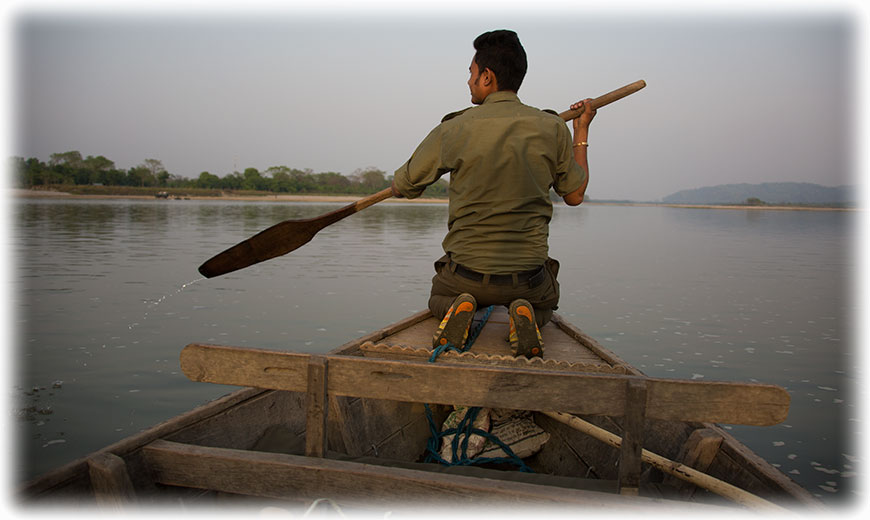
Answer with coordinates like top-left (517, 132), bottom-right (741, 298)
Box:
top-left (432, 293), bottom-right (477, 350)
top-left (508, 299), bottom-right (544, 358)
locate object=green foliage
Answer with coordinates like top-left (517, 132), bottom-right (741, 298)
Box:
top-left (10, 152), bottom-right (449, 198)
top-left (196, 171), bottom-right (222, 189)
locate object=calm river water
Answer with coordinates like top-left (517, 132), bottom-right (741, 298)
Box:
top-left (8, 197), bottom-right (857, 504)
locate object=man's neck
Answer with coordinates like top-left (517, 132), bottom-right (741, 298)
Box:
top-left (481, 90), bottom-right (519, 103)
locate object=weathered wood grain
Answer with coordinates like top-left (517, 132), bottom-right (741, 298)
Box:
top-left (330, 310), bottom-right (432, 356)
top-left (86, 452), bottom-right (137, 509)
top-left (141, 439), bottom-right (721, 509)
top-left (180, 344), bottom-right (790, 426)
top-left (180, 344), bottom-right (309, 390)
top-left (666, 428), bottom-right (724, 496)
top-left (305, 356), bottom-right (328, 457)
top-left (617, 379), bottom-right (648, 495)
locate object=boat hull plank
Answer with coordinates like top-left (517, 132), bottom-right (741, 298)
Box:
top-left (164, 390), bottom-right (308, 450)
top-left (533, 413), bottom-right (690, 481)
top-left (140, 439), bottom-right (725, 510)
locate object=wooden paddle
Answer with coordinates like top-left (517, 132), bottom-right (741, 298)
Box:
top-left (198, 79), bottom-right (646, 278)
top-left (542, 412), bottom-right (790, 512)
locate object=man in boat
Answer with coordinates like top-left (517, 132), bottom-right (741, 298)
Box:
top-left (391, 29), bottom-right (595, 359)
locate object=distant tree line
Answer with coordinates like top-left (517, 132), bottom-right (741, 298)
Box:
top-left (12, 151), bottom-right (173, 188)
top-left (10, 151), bottom-right (449, 198)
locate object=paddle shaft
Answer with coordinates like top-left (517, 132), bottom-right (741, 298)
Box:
top-left (557, 79), bottom-right (646, 121)
top-left (198, 79), bottom-right (646, 277)
top-left (542, 412), bottom-right (789, 513)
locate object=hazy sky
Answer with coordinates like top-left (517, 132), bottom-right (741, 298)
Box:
top-left (7, 2), bottom-right (860, 201)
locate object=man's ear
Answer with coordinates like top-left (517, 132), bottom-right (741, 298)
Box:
top-left (482, 68), bottom-right (494, 86)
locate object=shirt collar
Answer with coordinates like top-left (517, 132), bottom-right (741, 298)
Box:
top-left (482, 91), bottom-right (521, 105)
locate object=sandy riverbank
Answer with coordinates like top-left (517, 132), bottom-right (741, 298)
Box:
top-left (7, 189), bottom-right (446, 204)
top-left (8, 189), bottom-right (854, 211)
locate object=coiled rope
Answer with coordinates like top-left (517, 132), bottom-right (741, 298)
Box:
top-left (424, 305), bottom-right (533, 472)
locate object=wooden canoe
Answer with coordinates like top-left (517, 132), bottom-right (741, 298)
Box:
top-left (19, 309), bottom-right (823, 512)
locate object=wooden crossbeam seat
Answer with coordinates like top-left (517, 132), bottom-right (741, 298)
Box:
top-left (80, 343), bottom-right (791, 509)
top-left (178, 344), bottom-right (789, 426)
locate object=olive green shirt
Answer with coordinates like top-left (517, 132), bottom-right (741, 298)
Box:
top-left (393, 91), bottom-right (587, 273)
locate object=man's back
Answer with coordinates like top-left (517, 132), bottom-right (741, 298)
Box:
top-left (435, 92), bottom-right (584, 273)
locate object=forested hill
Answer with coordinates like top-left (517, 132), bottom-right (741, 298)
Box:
top-left (661, 182), bottom-right (855, 206)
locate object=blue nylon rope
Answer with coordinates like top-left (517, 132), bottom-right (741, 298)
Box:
top-left (423, 305), bottom-right (533, 472)
top-left (428, 304), bottom-right (494, 361)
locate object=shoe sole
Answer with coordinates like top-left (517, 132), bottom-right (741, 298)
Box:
top-left (434, 299), bottom-right (476, 349)
top-left (510, 300), bottom-right (543, 358)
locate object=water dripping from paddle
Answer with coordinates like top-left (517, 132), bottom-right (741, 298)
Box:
top-left (128, 277), bottom-right (205, 331)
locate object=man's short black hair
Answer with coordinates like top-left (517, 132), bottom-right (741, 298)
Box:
top-left (473, 30), bottom-right (528, 92)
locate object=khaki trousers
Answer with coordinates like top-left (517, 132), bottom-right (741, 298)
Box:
top-left (427, 255), bottom-right (561, 328)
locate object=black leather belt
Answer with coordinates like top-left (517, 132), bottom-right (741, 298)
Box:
top-left (450, 260), bottom-right (546, 288)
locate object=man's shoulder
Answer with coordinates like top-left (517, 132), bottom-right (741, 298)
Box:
top-left (541, 108), bottom-right (560, 117)
top-left (440, 107), bottom-right (473, 123)
top-left (522, 103), bottom-right (562, 120)
top-left (510, 100), bottom-right (564, 124)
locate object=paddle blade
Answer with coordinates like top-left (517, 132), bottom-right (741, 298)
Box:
top-left (198, 189), bottom-right (394, 278)
top-left (198, 219), bottom-right (320, 278)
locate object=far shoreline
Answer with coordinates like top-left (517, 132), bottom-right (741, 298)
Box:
top-left (586, 201), bottom-right (856, 212)
top-left (8, 189), bottom-right (855, 212)
top-left (8, 189), bottom-right (445, 205)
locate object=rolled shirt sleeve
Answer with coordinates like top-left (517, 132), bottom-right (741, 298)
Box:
top-left (393, 126), bottom-right (451, 199)
top-left (551, 123), bottom-right (588, 197)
